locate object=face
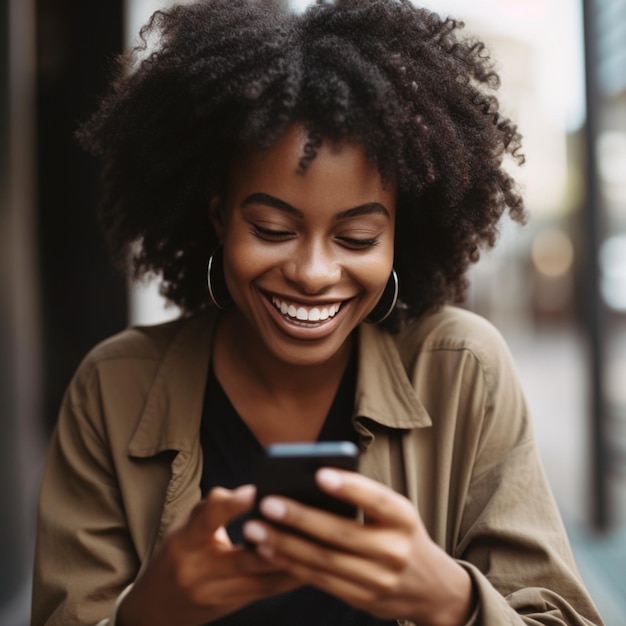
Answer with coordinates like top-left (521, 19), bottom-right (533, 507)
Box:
top-left (211, 124), bottom-right (396, 367)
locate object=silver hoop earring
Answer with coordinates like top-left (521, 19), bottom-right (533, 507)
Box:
top-left (365, 269), bottom-right (399, 324)
top-left (207, 246), bottom-right (232, 310)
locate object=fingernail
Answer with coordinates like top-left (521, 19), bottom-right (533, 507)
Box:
top-left (317, 468), bottom-right (343, 489)
top-left (236, 484), bottom-right (256, 498)
top-left (260, 497), bottom-right (286, 519)
top-left (243, 521), bottom-right (267, 543)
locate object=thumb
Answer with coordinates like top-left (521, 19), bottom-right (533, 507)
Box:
top-left (193, 484), bottom-right (256, 535)
top-left (213, 525), bottom-right (232, 547)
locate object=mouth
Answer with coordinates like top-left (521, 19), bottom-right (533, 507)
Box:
top-left (270, 295), bottom-right (343, 325)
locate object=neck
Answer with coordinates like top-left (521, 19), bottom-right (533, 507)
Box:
top-left (214, 310), bottom-right (354, 398)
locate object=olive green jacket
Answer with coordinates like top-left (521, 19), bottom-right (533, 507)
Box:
top-left (31, 306), bottom-right (603, 625)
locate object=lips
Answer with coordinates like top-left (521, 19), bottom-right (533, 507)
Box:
top-left (270, 295), bottom-right (342, 323)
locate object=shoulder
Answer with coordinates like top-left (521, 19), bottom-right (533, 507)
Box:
top-left (61, 316), bottom-right (185, 405)
top-left (393, 306), bottom-right (511, 366)
top-left (58, 311), bottom-right (215, 438)
top-left (79, 312), bottom-right (211, 370)
top-left (388, 306), bottom-right (524, 416)
top-left (66, 311), bottom-right (215, 403)
top-left (359, 305), bottom-right (520, 412)
top-left (84, 317), bottom-right (188, 363)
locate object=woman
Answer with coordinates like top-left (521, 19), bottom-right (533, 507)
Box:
top-left (32, 1), bottom-right (604, 625)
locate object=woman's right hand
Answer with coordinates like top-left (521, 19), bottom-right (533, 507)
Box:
top-left (117, 484), bottom-right (302, 626)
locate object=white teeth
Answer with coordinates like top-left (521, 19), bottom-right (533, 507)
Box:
top-left (271, 297), bottom-right (341, 322)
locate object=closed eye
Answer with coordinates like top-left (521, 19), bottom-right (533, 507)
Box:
top-left (337, 236), bottom-right (380, 249)
top-left (250, 223), bottom-right (294, 241)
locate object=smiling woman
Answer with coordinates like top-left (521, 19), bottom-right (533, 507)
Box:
top-left (31, 1), bottom-right (604, 626)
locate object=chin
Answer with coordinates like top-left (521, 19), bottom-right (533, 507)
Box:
top-left (268, 338), bottom-right (348, 368)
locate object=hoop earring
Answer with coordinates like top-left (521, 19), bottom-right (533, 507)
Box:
top-left (207, 246), bottom-right (232, 310)
top-left (365, 269), bottom-right (399, 324)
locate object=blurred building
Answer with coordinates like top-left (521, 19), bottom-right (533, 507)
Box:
top-left (593, 0), bottom-right (626, 522)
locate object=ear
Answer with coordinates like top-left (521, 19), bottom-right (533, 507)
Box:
top-left (209, 196), bottom-right (225, 242)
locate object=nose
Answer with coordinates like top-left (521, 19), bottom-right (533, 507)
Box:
top-left (283, 240), bottom-right (342, 294)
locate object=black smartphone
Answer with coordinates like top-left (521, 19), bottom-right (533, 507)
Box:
top-left (251, 441), bottom-right (359, 522)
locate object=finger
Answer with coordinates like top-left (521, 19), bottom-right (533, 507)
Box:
top-left (316, 469), bottom-right (417, 527)
top-left (213, 525), bottom-right (232, 547)
top-left (193, 570), bottom-right (303, 606)
top-left (252, 521), bottom-right (386, 582)
top-left (185, 542), bottom-right (292, 581)
top-left (248, 493), bottom-right (418, 563)
top-left (262, 556), bottom-right (393, 615)
top-left (174, 572), bottom-right (304, 625)
top-left (189, 484), bottom-right (256, 537)
top-left (251, 496), bottom-right (363, 553)
top-left (245, 516), bottom-right (409, 583)
top-left (194, 575), bottom-right (301, 623)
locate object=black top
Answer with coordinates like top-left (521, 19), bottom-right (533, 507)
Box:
top-left (199, 354), bottom-right (396, 625)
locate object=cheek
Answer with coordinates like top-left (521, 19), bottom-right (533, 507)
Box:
top-left (223, 243), bottom-right (253, 287)
top-left (222, 236), bottom-right (275, 291)
top-left (354, 249), bottom-right (394, 296)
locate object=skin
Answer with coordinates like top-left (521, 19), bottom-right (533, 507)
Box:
top-left (118, 124), bottom-right (474, 625)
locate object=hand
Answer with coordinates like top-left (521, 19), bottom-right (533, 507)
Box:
top-left (242, 470), bottom-right (475, 626)
top-left (118, 484), bottom-right (302, 626)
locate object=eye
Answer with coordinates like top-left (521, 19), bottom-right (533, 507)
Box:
top-left (250, 223), bottom-right (294, 241)
top-left (336, 236), bottom-right (381, 250)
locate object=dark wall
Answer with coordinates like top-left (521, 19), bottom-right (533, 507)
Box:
top-left (0, 0), bottom-right (25, 608)
top-left (36, 0), bottom-right (127, 433)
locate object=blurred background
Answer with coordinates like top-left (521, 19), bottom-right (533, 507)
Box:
top-left (0, 0), bottom-right (624, 623)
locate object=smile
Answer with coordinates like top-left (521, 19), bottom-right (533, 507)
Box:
top-left (270, 296), bottom-right (342, 323)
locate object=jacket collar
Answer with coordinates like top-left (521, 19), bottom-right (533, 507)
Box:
top-left (355, 323), bottom-right (432, 429)
top-left (128, 311), bottom-right (216, 458)
top-left (128, 311), bottom-right (431, 458)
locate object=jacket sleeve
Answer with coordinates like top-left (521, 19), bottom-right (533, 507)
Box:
top-left (456, 441), bottom-right (603, 624)
top-left (31, 360), bottom-right (138, 626)
top-left (451, 322), bottom-right (604, 625)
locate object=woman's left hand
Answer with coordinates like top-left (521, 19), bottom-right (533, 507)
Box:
top-left (242, 469), bottom-right (475, 626)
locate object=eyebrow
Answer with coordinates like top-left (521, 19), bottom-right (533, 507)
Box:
top-left (241, 192), bottom-right (391, 220)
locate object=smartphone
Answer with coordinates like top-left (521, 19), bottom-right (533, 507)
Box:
top-left (251, 441), bottom-right (359, 522)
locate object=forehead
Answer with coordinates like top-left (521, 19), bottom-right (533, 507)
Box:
top-left (226, 124), bottom-right (397, 211)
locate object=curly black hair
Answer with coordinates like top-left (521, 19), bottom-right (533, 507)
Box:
top-left (77, 0), bottom-right (526, 331)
